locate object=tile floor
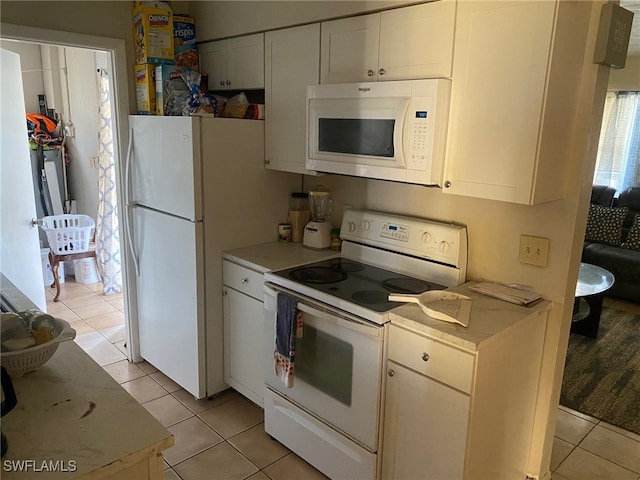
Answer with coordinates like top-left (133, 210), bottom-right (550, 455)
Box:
top-left (46, 279), bottom-right (640, 480)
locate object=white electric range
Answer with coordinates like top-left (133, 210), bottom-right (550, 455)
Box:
top-left (263, 209), bottom-right (467, 480)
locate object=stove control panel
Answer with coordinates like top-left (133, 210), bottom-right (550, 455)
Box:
top-left (380, 222), bottom-right (410, 242)
top-left (341, 209), bottom-right (467, 269)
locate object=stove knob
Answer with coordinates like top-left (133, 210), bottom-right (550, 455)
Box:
top-left (361, 220), bottom-right (371, 231)
top-left (347, 221), bottom-right (357, 232)
top-left (421, 232), bottom-right (432, 244)
top-left (439, 241), bottom-right (450, 253)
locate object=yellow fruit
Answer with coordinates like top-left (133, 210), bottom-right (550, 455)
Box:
top-left (32, 326), bottom-right (53, 345)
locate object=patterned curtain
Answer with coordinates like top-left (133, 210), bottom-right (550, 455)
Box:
top-left (96, 69), bottom-right (122, 294)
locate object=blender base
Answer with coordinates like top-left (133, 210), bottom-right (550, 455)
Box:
top-left (303, 221), bottom-right (333, 250)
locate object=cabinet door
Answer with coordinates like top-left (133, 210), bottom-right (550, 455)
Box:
top-left (199, 40), bottom-right (228, 90)
top-left (442, 1), bottom-right (556, 204)
top-left (320, 13), bottom-right (380, 84)
top-left (227, 33), bottom-right (265, 90)
top-left (223, 287), bottom-right (265, 406)
top-left (381, 361), bottom-right (470, 480)
top-left (378, 0), bottom-right (456, 80)
top-left (265, 24), bottom-right (320, 174)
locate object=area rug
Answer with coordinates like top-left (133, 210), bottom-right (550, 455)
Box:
top-left (560, 306), bottom-right (640, 435)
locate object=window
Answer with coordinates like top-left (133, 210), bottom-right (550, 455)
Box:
top-left (593, 91), bottom-right (640, 192)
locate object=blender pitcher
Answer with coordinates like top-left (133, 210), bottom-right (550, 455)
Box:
top-left (303, 187), bottom-right (333, 249)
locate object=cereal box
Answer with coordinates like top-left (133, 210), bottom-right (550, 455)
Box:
top-left (133, 1), bottom-right (174, 65)
top-left (173, 15), bottom-right (199, 68)
top-left (135, 64), bottom-right (156, 114)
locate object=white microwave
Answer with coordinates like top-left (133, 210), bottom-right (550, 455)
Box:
top-left (306, 79), bottom-right (452, 186)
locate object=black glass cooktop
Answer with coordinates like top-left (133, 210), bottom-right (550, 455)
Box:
top-left (272, 257), bottom-right (445, 312)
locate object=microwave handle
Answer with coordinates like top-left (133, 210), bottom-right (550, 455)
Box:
top-left (395, 98), bottom-right (410, 168)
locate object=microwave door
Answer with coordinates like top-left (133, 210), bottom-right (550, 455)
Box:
top-left (308, 97), bottom-right (408, 169)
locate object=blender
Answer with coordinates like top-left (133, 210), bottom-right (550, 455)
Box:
top-left (303, 186), bottom-right (333, 249)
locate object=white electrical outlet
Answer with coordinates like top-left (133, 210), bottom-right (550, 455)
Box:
top-left (519, 235), bottom-right (549, 267)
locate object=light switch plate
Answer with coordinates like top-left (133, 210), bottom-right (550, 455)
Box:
top-left (519, 235), bottom-right (549, 267)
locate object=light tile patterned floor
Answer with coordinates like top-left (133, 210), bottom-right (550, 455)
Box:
top-left (46, 279), bottom-right (640, 480)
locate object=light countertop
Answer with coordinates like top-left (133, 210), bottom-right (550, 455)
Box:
top-left (2, 341), bottom-right (173, 479)
top-left (218, 249), bottom-right (550, 353)
top-left (389, 281), bottom-right (551, 352)
top-left (223, 241), bottom-right (338, 273)
top-left (0, 274), bottom-right (173, 479)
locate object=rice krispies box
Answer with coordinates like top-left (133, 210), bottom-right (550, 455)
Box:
top-left (135, 64), bottom-right (156, 114)
top-left (174, 15), bottom-right (199, 68)
top-left (133, 1), bottom-right (174, 65)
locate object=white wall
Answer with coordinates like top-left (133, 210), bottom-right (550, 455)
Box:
top-left (607, 54), bottom-right (640, 90)
top-left (64, 47), bottom-right (106, 222)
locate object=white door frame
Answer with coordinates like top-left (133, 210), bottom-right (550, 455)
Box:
top-left (0, 23), bottom-right (141, 363)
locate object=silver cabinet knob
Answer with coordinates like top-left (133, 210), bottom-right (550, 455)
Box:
top-left (219, 80), bottom-right (225, 86)
top-left (241, 278), bottom-right (248, 284)
top-left (226, 80), bottom-right (231, 86)
top-left (421, 353), bottom-right (430, 362)
top-left (367, 69), bottom-right (375, 77)
top-left (387, 369), bottom-right (395, 377)
top-left (444, 181), bottom-right (452, 188)
top-left (378, 68), bottom-right (386, 76)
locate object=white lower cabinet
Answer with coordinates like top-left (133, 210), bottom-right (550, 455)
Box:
top-left (382, 361), bottom-right (470, 480)
top-left (382, 312), bottom-right (547, 479)
top-left (222, 260), bottom-right (265, 406)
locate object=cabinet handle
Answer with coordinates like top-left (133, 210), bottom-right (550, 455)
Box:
top-left (378, 68), bottom-right (385, 76)
top-left (223, 289), bottom-right (228, 296)
top-left (219, 80), bottom-right (225, 86)
top-left (421, 352), bottom-right (430, 362)
top-left (387, 369), bottom-right (395, 377)
top-left (444, 181), bottom-right (452, 188)
top-left (367, 69), bottom-right (374, 77)
top-left (241, 278), bottom-right (248, 284)
top-left (226, 80), bottom-right (231, 86)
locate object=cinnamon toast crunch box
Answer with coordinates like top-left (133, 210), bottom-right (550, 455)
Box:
top-left (133, 1), bottom-right (174, 65)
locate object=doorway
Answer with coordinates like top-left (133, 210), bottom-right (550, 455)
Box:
top-left (0, 23), bottom-right (139, 363)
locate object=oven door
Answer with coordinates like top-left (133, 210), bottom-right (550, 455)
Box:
top-left (264, 283), bottom-right (384, 451)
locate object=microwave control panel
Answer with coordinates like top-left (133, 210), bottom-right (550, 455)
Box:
top-left (407, 97), bottom-right (434, 169)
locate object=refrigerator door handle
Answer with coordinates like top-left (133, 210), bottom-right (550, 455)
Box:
top-left (124, 128), bottom-right (140, 277)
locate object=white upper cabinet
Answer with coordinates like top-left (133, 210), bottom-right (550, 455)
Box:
top-left (265, 24), bottom-right (320, 174)
top-left (199, 33), bottom-right (264, 90)
top-left (443, 1), bottom-right (591, 204)
top-left (321, 1), bottom-right (456, 84)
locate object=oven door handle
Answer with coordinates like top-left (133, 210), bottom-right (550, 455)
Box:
top-left (296, 302), bottom-right (381, 338)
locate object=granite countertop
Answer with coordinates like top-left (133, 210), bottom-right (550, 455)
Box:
top-left (389, 281), bottom-right (551, 352)
top-left (223, 241), bottom-right (339, 273)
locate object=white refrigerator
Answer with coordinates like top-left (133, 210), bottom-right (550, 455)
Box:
top-left (126, 115), bottom-right (298, 398)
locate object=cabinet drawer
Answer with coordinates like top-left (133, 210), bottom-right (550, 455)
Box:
top-left (223, 260), bottom-right (264, 300)
top-left (388, 325), bottom-right (474, 394)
